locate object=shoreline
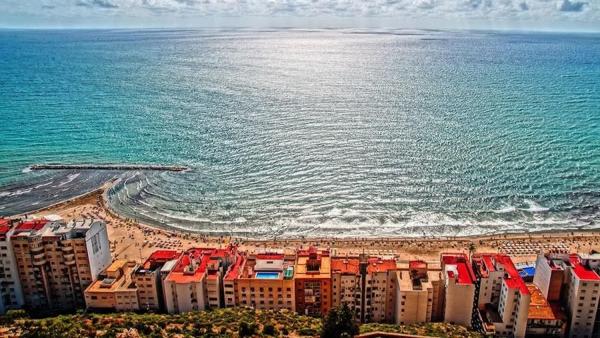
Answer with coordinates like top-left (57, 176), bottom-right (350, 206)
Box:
top-left (7, 172), bottom-right (598, 243)
top-left (13, 181), bottom-right (598, 264)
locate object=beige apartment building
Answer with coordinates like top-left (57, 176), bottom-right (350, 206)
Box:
top-left (226, 252), bottom-right (295, 311)
top-left (163, 247), bottom-right (236, 313)
top-left (294, 247), bottom-right (332, 317)
top-left (330, 254), bottom-right (399, 323)
top-left (395, 261), bottom-right (442, 325)
top-left (134, 250), bottom-right (180, 312)
top-left (11, 219), bottom-right (111, 311)
top-left (84, 260), bottom-right (139, 311)
top-left (440, 253), bottom-right (475, 328)
top-left (331, 257), bottom-right (361, 317)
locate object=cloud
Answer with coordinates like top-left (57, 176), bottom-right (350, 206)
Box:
top-left (1, 0), bottom-right (599, 29)
top-left (76, 0), bottom-right (119, 9)
top-left (557, 0), bottom-right (587, 12)
top-left (519, 2), bottom-right (529, 10)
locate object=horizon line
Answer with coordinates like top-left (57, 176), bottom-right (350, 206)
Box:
top-left (1, 26), bottom-right (600, 34)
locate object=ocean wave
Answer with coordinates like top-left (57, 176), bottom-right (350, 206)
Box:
top-left (521, 199), bottom-right (550, 213)
top-left (493, 204), bottom-right (517, 214)
top-left (56, 173), bottom-right (80, 187)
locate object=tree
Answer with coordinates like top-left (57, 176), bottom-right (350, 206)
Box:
top-left (262, 323), bottom-right (278, 336)
top-left (321, 304), bottom-right (359, 338)
top-left (238, 321), bottom-right (257, 337)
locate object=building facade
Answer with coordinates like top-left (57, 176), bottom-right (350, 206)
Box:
top-left (134, 250), bottom-right (180, 311)
top-left (226, 252), bottom-right (295, 311)
top-left (84, 260), bottom-right (139, 311)
top-left (11, 219), bottom-right (111, 311)
top-left (0, 218), bottom-right (24, 314)
top-left (526, 283), bottom-right (566, 337)
top-left (534, 253), bottom-right (600, 338)
top-left (331, 255), bottom-right (398, 323)
top-left (163, 247), bottom-right (235, 313)
top-left (440, 253), bottom-right (475, 328)
top-left (471, 254), bottom-right (531, 338)
top-left (395, 261), bottom-right (442, 325)
top-left (294, 247), bottom-right (332, 317)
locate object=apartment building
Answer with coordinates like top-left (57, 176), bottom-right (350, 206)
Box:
top-left (163, 247), bottom-right (235, 313)
top-left (330, 254), bottom-right (397, 323)
top-left (533, 253), bottom-right (566, 303)
top-left (294, 247), bottom-right (331, 317)
top-left (134, 250), bottom-right (180, 311)
top-left (331, 257), bottom-right (361, 318)
top-left (395, 261), bottom-right (443, 325)
top-left (84, 260), bottom-right (139, 311)
top-left (11, 219), bottom-right (111, 311)
top-left (223, 254), bottom-right (245, 307)
top-left (534, 253), bottom-right (600, 338)
top-left (0, 218), bottom-right (24, 314)
top-left (226, 252), bottom-right (295, 311)
top-left (471, 254), bottom-right (531, 338)
top-left (526, 283), bottom-right (566, 337)
top-left (440, 253), bottom-right (475, 328)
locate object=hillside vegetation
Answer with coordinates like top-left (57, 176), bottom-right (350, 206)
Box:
top-left (0, 308), bottom-right (482, 338)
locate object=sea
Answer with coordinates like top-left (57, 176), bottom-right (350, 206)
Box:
top-left (1, 28), bottom-right (599, 238)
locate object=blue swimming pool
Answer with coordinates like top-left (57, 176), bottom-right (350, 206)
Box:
top-left (255, 272), bottom-right (280, 279)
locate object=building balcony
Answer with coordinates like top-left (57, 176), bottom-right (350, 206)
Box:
top-left (61, 246), bottom-right (74, 253)
top-left (32, 258), bottom-right (47, 266)
top-left (31, 246), bottom-right (44, 254)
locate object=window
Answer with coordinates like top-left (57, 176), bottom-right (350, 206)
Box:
top-left (90, 233), bottom-right (101, 254)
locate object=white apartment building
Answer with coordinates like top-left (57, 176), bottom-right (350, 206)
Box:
top-left (0, 219), bottom-right (24, 314)
top-left (534, 253), bottom-right (600, 338)
top-left (441, 253), bottom-right (475, 328)
top-left (472, 254), bottom-right (531, 338)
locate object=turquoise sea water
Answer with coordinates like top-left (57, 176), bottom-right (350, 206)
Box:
top-left (1, 29), bottom-right (599, 238)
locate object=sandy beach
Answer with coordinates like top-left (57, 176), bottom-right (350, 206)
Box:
top-left (23, 184), bottom-right (600, 266)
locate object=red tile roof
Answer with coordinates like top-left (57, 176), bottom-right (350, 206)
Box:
top-left (225, 255), bottom-right (245, 281)
top-left (442, 253), bottom-right (475, 285)
top-left (409, 260), bottom-right (427, 271)
top-left (14, 219), bottom-right (48, 232)
top-left (367, 258), bottom-right (396, 273)
top-left (483, 256), bottom-right (496, 273)
top-left (0, 220), bottom-right (10, 240)
top-left (569, 254), bottom-right (600, 281)
top-left (256, 254), bottom-right (285, 260)
top-left (149, 250), bottom-right (180, 261)
top-left (166, 248), bottom-right (230, 284)
top-left (331, 258), bottom-right (360, 274)
top-left (472, 253), bottom-right (529, 294)
top-left (142, 250), bottom-right (180, 270)
top-left (495, 254), bottom-right (529, 295)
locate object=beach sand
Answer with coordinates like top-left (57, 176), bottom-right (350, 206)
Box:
top-left (27, 185), bottom-right (600, 266)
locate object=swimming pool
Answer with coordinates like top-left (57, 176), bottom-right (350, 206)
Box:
top-left (255, 272), bottom-right (280, 279)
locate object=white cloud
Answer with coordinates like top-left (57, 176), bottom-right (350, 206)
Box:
top-left (0, 0), bottom-right (598, 30)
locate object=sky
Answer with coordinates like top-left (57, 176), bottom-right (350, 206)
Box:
top-left (0, 0), bottom-right (599, 32)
